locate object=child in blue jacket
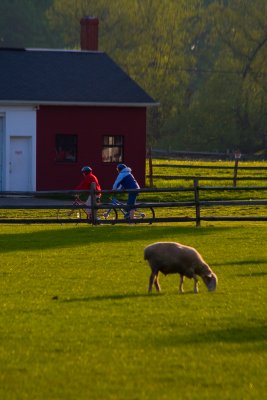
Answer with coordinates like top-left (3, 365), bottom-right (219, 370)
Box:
top-left (112, 164), bottom-right (140, 218)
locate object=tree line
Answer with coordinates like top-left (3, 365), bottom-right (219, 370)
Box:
top-left (1, 0), bottom-right (266, 155)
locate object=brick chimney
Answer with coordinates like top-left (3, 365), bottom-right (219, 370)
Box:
top-left (80, 16), bottom-right (99, 51)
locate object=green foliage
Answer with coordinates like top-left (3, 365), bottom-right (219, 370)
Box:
top-left (45, 0), bottom-right (267, 154)
top-left (0, 223), bottom-right (266, 399)
top-left (0, 0), bottom-right (61, 48)
top-left (190, 0), bottom-right (267, 153)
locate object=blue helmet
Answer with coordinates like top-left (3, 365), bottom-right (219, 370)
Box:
top-left (117, 163), bottom-right (127, 171)
top-left (81, 166), bottom-right (92, 173)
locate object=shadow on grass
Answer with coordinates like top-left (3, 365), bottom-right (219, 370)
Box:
top-left (236, 272), bottom-right (267, 277)
top-left (60, 292), bottom-right (162, 303)
top-left (0, 224), bottom-right (232, 253)
top-left (214, 259), bottom-right (267, 267)
top-left (156, 325), bottom-right (267, 346)
top-left (57, 290), bottom-right (213, 303)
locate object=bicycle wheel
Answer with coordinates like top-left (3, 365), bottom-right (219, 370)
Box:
top-left (133, 206), bottom-right (155, 223)
top-left (96, 207), bottom-right (118, 222)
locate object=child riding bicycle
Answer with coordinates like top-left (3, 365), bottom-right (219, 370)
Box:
top-left (75, 166), bottom-right (101, 218)
top-left (112, 164), bottom-right (140, 219)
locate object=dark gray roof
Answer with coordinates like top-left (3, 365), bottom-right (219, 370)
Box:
top-left (0, 48), bottom-right (158, 106)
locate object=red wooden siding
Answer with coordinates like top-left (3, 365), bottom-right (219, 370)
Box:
top-left (36, 106), bottom-right (147, 191)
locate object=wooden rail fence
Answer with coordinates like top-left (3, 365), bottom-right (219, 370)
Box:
top-left (1, 182), bottom-right (267, 227)
top-left (147, 160), bottom-right (267, 188)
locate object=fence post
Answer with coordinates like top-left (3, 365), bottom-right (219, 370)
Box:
top-left (90, 182), bottom-right (97, 225)
top-left (147, 146), bottom-right (153, 187)
top-left (193, 178), bottom-right (201, 227)
top-left (233, 150), bottom-right (241, 187)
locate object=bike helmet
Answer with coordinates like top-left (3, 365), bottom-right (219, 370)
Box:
top-left (81, 166), bottom-right (92, 173)
top-left (117, 163), bottom-right (127, 171)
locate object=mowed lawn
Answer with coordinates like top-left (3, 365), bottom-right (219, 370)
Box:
top-left (0, 222), bottom-right (267, 400)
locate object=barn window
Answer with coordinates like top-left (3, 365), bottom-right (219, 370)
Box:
top-left (102, 136), bottom-right (124, 163)
top-left (55, 134), bottom-right (77, 163)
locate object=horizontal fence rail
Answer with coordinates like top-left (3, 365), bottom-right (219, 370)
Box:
top-left (1, 182), bottom-right (267, 226)
top-left (150, 164), bottom-right (267, 170)
top-left (148, 147), bottom-right (266, 161)
top-left (150, 176), bottom-right (267, 181)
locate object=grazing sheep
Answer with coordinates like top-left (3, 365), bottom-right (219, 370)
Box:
top-left (144, 242), bottom-right (217, 293)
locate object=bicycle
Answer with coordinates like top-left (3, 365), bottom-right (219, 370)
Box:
top-left (57, 196), bottom-right (155, 224)
top-left (57, 195), bottom-right (118, 222)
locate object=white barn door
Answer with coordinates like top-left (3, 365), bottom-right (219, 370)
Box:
top-left (9, 136), bottom-right (32, 191)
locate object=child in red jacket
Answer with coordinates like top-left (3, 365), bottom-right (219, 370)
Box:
top-left (76, 166), bottom-right (101, 217)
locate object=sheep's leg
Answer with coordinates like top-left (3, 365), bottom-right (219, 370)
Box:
top-left (193, 274), bottom-right (199, 293)
top-left (179, 274), bottom-right (184, 293)
top-left (148, 271), bottom-right (161, 292)
top-left (148, 272), bottom-right (155, 292)
top-left (154, 272), bottom-right (161, 292)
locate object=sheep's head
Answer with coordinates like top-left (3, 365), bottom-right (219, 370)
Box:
top-left (202, 272), bottom-right (217, 291)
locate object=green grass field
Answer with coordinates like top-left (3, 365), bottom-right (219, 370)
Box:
top-left (1, 222), bottom-right (267, 400)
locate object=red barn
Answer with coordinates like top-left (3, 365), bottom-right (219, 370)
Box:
top-left (0, 17), bottom-right (157, 192)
